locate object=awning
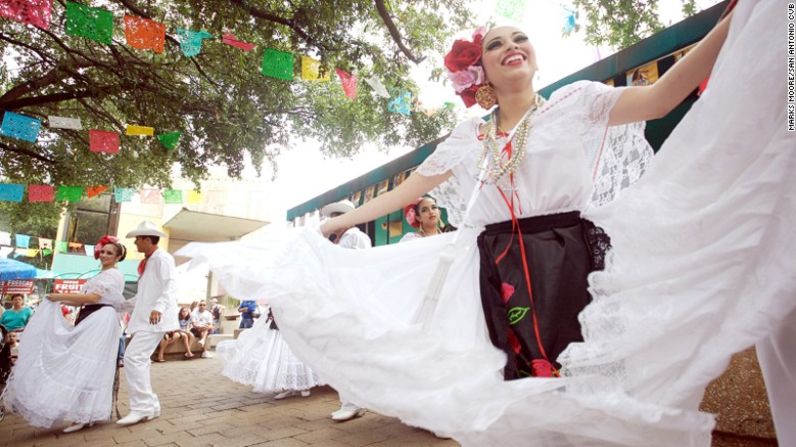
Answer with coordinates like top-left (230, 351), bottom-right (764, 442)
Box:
top-left (163, 208), bottom-right (268, 243)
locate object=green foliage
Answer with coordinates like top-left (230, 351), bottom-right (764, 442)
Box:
top-left (0, 201), bottom-right (62, 269)
top-left (0, 0), bottom-right (471, 189)
top-left (572, 0), bottom-right (700, 48)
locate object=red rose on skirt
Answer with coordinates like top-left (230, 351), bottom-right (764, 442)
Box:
top-left (444, 38), bottom-right (482, 72)
top-left (531, 359), bottom-right (556, 377)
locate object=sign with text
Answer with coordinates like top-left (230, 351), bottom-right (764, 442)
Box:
top-left (52, 279), bottom-right (87, 294)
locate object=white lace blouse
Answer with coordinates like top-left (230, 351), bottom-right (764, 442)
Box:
top-left (80, 268), bottom-right (126, 310)
top-left (418, 81), bottom-right (652, 227)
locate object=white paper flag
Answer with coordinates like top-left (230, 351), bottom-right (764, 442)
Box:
top-left (365, 77), bottom-right (390, 98)
top-left (48, 115), bottom-right (83, 130)
top-left (0, 246), bottom-right (13, 258)
top-left (0, 231), bottom-right (10, 246)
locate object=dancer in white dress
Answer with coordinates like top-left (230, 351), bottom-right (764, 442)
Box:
top-left (217, 308), bottom-right (323, 398)
top-left (180, 2), bottom-right (794, 445)
top-left (399, 196), bottom-right (444, 243)
top-left (1, 236), bottom-right (126, 433)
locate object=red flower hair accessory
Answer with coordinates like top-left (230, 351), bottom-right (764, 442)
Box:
top-left (444, 27), bottom-right (488, 108)
top-left (403, 197), bottom-right (423, 228)
top-left (94, 235), bottom-right (120, 259)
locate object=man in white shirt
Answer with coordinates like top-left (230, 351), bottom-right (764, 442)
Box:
top-left (117, 221), bottom-right (179, 426)
top-left (190, 300), bottom-right (214, 348)
top-left (321, 200), bottom-right (371, 422)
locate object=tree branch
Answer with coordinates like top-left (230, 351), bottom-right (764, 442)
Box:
top-left (1, 89), bottom-right (103, 110)
top-left (0, 141), bottom-right (55, 164)
top-left (228, 0), bottom-right (329, 52)
top-left (374, 0), bottom-right (425, 63)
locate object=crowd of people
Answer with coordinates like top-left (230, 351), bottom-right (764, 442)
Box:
top-left (1, 2), bottom-right (792, 446)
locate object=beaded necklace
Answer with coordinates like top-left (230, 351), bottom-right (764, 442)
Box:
top-left (477, 94), bottom-right (545, 185)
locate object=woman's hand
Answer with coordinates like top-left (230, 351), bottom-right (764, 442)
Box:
top-left (46, 293), bottom-right (59, 302)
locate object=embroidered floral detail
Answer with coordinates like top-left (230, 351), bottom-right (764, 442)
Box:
top-left (507, 329), bottom-right (522, 354)
top-left (500, 282), bottom-right (515, 303)
top-left (507, 306), bottom-right (529, 325)
top-left (531, 359), bottom-right (556, 377)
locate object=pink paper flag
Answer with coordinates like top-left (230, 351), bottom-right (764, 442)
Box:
top-left (335, 68), bottom-right (358, 99)
top-left (89, 129), bottom-right (120, 154)
top-left (28, 184), bottom-right (54, 202)
top-left (0, 0), bottom-right (52, 30)
top-left (222, 33), bottom-right (255, 51)
top-left (139, 188), bottom-right (161, 205)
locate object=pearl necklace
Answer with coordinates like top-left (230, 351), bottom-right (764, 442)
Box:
top-left (477, 94), bottom-right (544, 185)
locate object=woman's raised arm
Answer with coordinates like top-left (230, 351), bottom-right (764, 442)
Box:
top-left (608, 12), bottom-right (733, 126)
top-left (321, 170), bottom-right (451, 236)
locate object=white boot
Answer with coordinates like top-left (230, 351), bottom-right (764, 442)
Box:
top-left (63, 421), bottom-right (93, 433)
top-left (116, 408), bottom-right (160, 426)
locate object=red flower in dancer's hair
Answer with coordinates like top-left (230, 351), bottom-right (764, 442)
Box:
top-left (500, 282), bottom-right (515, 304)
top-left (506, 329), bottom-right (522, 354)
top-left (444, 38), bottom-right (482, 72)
top-left (531, 359), bottom-right (556, 377)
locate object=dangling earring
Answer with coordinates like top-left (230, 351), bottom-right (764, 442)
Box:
top-left (475, 83), bottom-right (497, 109)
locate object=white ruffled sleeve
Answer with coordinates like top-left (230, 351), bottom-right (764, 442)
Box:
top-left (417, 118), bottom-right (480, 227)
top-left (566, 80), bottom-right (654, 208)
top-left (82, 269), bottom-right (126, 309)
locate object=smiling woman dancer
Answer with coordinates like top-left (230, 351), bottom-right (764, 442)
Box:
top-left (2, 236), bottom-right (126, 433)
top-left (181, 2), bottom-right (794, 445)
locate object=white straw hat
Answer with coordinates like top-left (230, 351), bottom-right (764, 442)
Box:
top-left (320, 200), bottom-right (356, 217)
top-left (125, 220), bottom-right (167, 238)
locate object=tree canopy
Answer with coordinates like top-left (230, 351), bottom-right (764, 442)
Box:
top-left (572, 0), bottom-right (699, 48)
top-left (0, 0), bottom-right (471, 191)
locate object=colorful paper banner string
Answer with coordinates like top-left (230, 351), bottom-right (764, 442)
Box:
top-left (387, 91), bottom-right (413, 116)
top-left (186, 190), bottom-right (203, 204)
top-left (56, 240), bottom-right (68, 253)
top-left (261, 48), bottom-right (294, 81)
top-left (28, 184), bottom-right (54, 202)
top-left (140, 188), bottom-right (161, 205)
top-left (176, 28), bottom-right (213, 57)
top-left (163, 189), bottom-right (183, 204)
top-left (1, 111), bottom-right (41, 143)
top-left (123, 15), bottom-right (165, 53)
top-left (495, 0), bottom-right (526, 21)
top-left (0, 0), bottom-right (51, 30)
top-left (222, 33), bottom-right (255, 51)
top-left (125, 124), bottom-right (154, 136)
top-left (300, 56), bottom-right (330, 81)
top-left (15, 234), bottom-right (30, 249)
top-left (0, 231), bottom-right (10, 245)
top-left (0, 247), bottom-right (13, 258)
top-left (89, 129), bottom-right (120, 153)
top-left (65, 1), bottom-right (113, 45)
top-left (41, 248), bottom-right (52, 256)
top-left (0, 183), bottom-right (24, 202)
top-left (157, 131), bottom-right (180, 150)
top-left (86, 185), bottom-right (108, 198)
top-left (55, 185), bottom-right (84, 202)
top-left (335, 68), bottom-right (357, 99)
top-left (365, 77), bottom-right (390, 98)
top-left (38, 238), bottom-right (53, 250)
top-left (48, 115), bottom-right (82, 130)
top-left (23, 248), bottom-right (39, 257)
top-left (113, 187), bottom-right (135, 203)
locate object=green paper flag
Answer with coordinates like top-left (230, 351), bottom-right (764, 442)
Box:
top-left (157, 131), bottom-right (181, 150)
top-left (56, 241), bottom-right (68, 253)
top-left (55, 185), bottom-right (84, 203)
top-left (495, 0), bottom-right (526, 21)
top-left (65, 1), bottom-right (114, 45)
top-left (260, 48), bottom-right (294, 81)
top-left (42, 248), bottom-right (53, 257)
top-left (162, 189), bottom-right (183, 204)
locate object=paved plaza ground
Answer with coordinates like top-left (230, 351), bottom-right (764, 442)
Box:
top-left (0, 356), bottom-right (776, 447)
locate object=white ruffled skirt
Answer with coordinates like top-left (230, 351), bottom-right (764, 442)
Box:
top-left (1, 300), bottom-right (121, 428)
top-left (216, 317), bottom-right (323, 393)
top-left (179, 2), bottom-right (794, 445)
